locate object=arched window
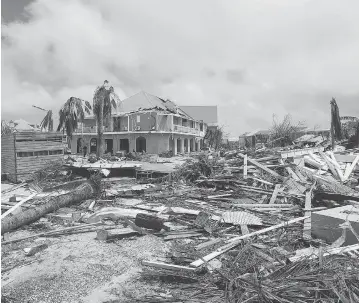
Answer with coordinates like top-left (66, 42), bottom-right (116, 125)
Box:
top-left (90, 138), bottom-right (97, 153)
top-left (136, 136), bottom-right (146, 152)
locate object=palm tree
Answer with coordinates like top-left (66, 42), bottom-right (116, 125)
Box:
top-left (57, 97), bottom-right (92, 148)
top-left (93, 80), bottom-right (120, 158)
top-left (40, 110), bottom-right (54, 131)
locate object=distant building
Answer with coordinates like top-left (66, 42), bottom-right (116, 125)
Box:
top-left (71, 91), bottom-right (208, 155)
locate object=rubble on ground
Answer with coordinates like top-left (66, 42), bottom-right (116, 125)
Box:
top-left (2, 146), bottom-right (359, 302)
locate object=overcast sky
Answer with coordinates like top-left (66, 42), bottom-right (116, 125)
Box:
top-left (2, 0), bottom-right (359, 136)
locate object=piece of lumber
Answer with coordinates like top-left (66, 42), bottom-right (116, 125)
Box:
top-left (319, 151), bottom-right (342, 181)
top-left (279, 159), bottom-right (300, 181)
top-left (88, 201), bottom-right (96, 211)
top-left (343, 155), bottom-right (359, 181)
top-left (289, 244), bottom-right (359, 262)
top-left (232, 203), bottom-right (292, 208)
top-left (1, 182), bottom-right (96, 235)
top-left (142, 260), bottom-right (196, 272)
top-left (190, 216), bottom-right (309, 267)
top-left (243, 154), bottom-right (248, 179)
top-left (1, 193), bottom-right (37, 220)
top-left (207, 194), bottom-right (232, 199)
top-left (238, 153), bottom-right (284, 180)
top-left (164, 233), bottom-right (202, 241)
top-left (327, 152), bottom-right (345, 181)
top-left (1, 222), bottom-right (101, 245)
top-left (303, 191), bottom-right (312, 239)
top-left (269, 184), bottom-right (281, 204)
top-left (294, 167), bottom-right (308, 182)
top-left (96, 228), bottom-right (139, 241)
top-left (248, 177), bottom-right (274, 186)
top-left (195, 238), bottom-right (223, 250)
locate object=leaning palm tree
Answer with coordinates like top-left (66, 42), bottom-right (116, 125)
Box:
top-left (57, 97), bottom-right (92, 148)
top-left (93, 80), bottom-right (120, 158)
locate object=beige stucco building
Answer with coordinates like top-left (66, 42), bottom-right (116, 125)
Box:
top-left (71, 91), bottom-right (207, 155)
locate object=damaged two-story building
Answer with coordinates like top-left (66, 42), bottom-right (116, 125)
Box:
top-left (71, 91), bottom-right (208, 155)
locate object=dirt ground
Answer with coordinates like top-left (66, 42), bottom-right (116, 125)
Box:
top-left (2, 229), bottom-right (170, 303)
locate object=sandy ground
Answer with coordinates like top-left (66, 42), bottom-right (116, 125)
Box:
top-left (2, 230), bottom-right (169, 303)
top-left (1, 156), bottom-right (190, 302)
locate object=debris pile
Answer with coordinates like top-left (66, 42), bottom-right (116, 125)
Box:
top-left (2, 146), bottom-right (359, 302)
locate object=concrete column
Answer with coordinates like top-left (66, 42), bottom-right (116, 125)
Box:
top-left (187, 139), bottom-right (191, 153)
top-left (196, 141), bottom-right (199, 151)
top-left (191, 139), bottom-right (195, 152)
top-left (173, 137), bottom-right (177, 155)
top-left (180, 138), bottom-right (184, 153)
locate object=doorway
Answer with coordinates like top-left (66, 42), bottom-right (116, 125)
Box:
top-left (90, 138), bottom-right (97, 153)
top-left (136, 136), bottom-right (146, 152)
top-left (105, 139), bottom-right (113, 155)
top-left (77, 138), bottom-right (83, 154)
top-left (120, 139), bottom-right (129, 153)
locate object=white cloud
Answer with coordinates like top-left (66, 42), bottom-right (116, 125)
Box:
top-left (2, 0), bottom-right (359, 136)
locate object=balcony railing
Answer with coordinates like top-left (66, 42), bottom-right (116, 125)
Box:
top-left (74, 126), bottom-right (113, 133)
top-left (73, 125), bottom-right (203, 136)
top-left (174, 125), bottom-right (200, 135)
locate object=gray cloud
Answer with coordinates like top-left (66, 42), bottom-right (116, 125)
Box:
top-left (226, 69), bottom-right (246, 84)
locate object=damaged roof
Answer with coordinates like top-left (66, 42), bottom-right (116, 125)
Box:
top-left (120, 91), bottom-right (192, 118)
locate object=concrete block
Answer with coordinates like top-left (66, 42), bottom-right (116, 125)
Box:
top-left (311, 205), bottom-right (359, 246)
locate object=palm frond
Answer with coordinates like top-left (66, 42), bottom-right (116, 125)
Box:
top-left (57, 96), bottom-right (91, 138)
top-left (40, 110), bottom-right (53, 131)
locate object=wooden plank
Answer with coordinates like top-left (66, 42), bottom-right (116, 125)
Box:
top-left (343, 155), bottom-right (359, 181)
top-left (142, 260), bottom-right (196, 272)
top-left (190, 216), bottom-right (309, 267)
top-left (289, 244), bottom-right (359, 262)
top-left (248, 177), bottom-right (273, 186)
top-left (1, 223), bottom-right (102, 245)
top-left (328, 152), bottom-right (345, 181)
top-left (303, 191), bottom-right (312, 239)
top-left (233, 203), bottom-right (293, 208)
top-left (294, 167), bottom-right (308, 182)
top-left (1, 193), bottom-right (37, 219)
top-left (238, 153), bottom-right (284, 180)
top-left (279, 159), bottom-right (300, 181)
top-left (269, 184), bottom-right (281, 204)
top-left (164, 233), bottom-right (202, 241)
top-left (243, 154), bottom-right (248, 179)
top-left (319, 151), bottom-right (342, 181)
top-left (195, 238), bottom-right (223, 250)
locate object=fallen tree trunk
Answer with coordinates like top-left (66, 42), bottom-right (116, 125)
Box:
top-left (1, 182), bottom-right (96, 235)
